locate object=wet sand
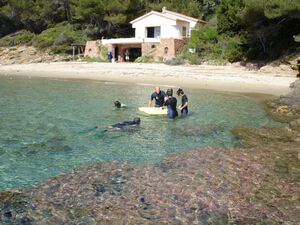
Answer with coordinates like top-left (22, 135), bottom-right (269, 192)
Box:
top-left (0, 62), bottom-right (297, 95)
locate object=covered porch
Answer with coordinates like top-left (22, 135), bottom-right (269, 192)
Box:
top-left (103, 38), bottom-right (143, 62)
top-left (111, 43), bottom-right (142, 62)
top-left (102, 38), bottom-right (160, 62)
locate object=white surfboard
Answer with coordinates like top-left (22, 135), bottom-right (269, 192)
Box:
top-left (138, 107), bottom-right (168, 115)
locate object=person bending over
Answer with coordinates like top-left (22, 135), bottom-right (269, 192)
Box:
top-left (177, 88), bottom-right (188, 115)
top-left (165, 88), bottom-right (178, 119)
top-left (148, 86), bottom-right (166, 107)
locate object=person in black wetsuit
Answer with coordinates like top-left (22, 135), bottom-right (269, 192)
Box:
top-left (148, 86), bottom-right (166, 107)
top-left (165, 88), bottom-right (178, 119)
top-left (177, 88), bottom-right (188, 116)
top-left (82, 117), bottom-right (141, 135)
top-left (114, 100), bottom-right (127, 109)
top-left (109, 117), bottom-right (141, 130)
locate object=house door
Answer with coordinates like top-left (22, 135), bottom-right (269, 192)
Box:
top-left (114, 46), bottom-right (119, 61)
top-left (129, 48), bottom-right (142, 62)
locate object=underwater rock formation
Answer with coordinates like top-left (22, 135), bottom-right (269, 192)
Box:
top-left (1, 79), bottom-right (300, 224)
top-left (267, 79), bottom-right (300, 122)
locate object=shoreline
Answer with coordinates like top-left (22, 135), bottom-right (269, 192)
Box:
top-left (0, 62), bottom-right (297, 95)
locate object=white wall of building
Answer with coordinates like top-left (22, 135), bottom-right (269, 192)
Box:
top-left (132, 13), bottom-right (198, 39)
top-left (188, 21), bottom-right (197, 35)
top-left (132, 14), bottom-right (181, 39)
top-left (175, 21), bottom-right (190, 37)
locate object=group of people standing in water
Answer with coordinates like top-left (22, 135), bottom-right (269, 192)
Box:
top-left (149, 86), bottom-right (188, 119)
top-left (107, 86), bottom-right (188, 132)
top-left (84, 86), bottom-right (188, 136)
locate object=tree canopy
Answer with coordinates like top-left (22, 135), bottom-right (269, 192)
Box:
top-left (0, 0), bottom-right (299, 61)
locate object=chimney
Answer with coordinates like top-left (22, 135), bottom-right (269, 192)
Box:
top-left (162, 7), bottom-right (166, 12)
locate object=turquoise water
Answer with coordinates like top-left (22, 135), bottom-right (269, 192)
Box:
top-left (0, 76), bottom-right (283, 191)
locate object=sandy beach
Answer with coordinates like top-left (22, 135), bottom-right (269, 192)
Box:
top-left (0, 62), bottom-right (297, 95)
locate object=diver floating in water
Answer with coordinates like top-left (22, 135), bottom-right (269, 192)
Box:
top-left (81, 117), bottom-right (141, 137)
top-left (108, 117), bottom-right (141, 131)
top-left (114, 100), bottom-right (127, 109)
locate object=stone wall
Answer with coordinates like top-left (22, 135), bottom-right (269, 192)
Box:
top-left (84, 40), bottom-right (101, 57)
top-left (174, 38), bottom-right (188, 56)
top-left (142, 38), bottom-right (188, 61)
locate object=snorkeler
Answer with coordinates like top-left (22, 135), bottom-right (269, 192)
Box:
top-left (177, 88), bottom-right (188, 115)
top-left (165, 88), bottom-right (178, 119)
top-left (108, 117), bottom-right (141, 130)
top-left (80, 117), bottom-right (141, 138)
top-left (114, 100), bottom-right (127, 109)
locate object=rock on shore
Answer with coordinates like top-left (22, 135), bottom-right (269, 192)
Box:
top-left (0, 46), bottom-right (70, 65)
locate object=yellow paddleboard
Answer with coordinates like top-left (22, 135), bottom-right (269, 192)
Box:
top-left (138, 107), bottom-right (168, 115)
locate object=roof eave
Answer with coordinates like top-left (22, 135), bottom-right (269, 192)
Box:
top-left (130, 10), bottom-right (177, 24)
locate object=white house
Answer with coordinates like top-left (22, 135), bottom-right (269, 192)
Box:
top-left (131, 7), bottom-right (199, 39)
top-left (84, 7), bottom-right (206, 61)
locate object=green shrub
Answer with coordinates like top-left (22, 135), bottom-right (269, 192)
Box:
top-left (33, 22), bottom-right (84, 53)
top-left (82, 56), bottom-right (107, 63)
top-left (189, 24), bottom-right (218, 48)
top-left (219, 36), bottom-right (243, 62)
top-left (188, 54), bottom-right (203, 65)
top-left (50, 45), bottom-right (72, 54)
top-left (0, 30), bottom-right (35, 46)
top-left (293, 34), bottom-right (300, 42)
top-left (178, 47), bottom-right (200, 65)
top-left (164, 57), bottom-right (185, 66)
top-left (134, 54), bottom-right (154, 63)
top-left (99, 46), bottom-right (109, 61)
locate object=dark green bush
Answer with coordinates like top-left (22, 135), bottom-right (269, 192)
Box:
top-left (220, 36), bottom-right (243, 62)
top-left (50, 45), bottom-right (72, 54)
top-left (189, 25), bottom-right (218, 49)
top-left (33, 23), bottom-right (84, 52)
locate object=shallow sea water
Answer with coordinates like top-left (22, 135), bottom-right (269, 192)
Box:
top-left (0, 76), bottom-right (283, 191)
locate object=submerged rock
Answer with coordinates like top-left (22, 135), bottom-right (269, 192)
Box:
top-left (232, 127), bottom-right (299, 148)
top-left (289, 118), bottom-right (300, 132)
top-left (171, 124), bottom-right (224, 137)
top-left (1, 79), bottom-right (300, 224)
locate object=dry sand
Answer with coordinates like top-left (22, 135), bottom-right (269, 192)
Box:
top-left (0, 62), bottom-right (297, 95)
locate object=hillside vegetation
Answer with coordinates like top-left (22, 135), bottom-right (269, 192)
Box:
top-left (0, 0), bottom-right (299, 63)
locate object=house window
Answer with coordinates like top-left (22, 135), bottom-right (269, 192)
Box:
top-left (164, 47), bottom-right (168, 54)
top-left (147, 27), bottom-right (160, 38)
top-left (182, 26), bottom-right (187, 37)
